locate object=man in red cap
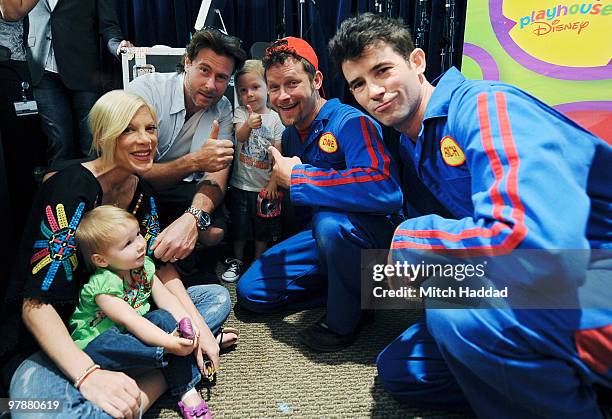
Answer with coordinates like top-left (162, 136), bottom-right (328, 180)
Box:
top-left (236, 37), bottom-right (403, 352)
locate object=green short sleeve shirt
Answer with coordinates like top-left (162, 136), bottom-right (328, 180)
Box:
top-left (69, 257), bottom-right (155, 349)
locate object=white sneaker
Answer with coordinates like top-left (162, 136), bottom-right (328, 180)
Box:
top-left (221, 258), bottom-right (243, 283)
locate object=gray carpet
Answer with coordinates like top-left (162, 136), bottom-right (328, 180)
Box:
top-left (146, 277), bottom-right (474, 418)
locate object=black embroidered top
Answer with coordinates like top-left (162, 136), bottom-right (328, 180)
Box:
top-left (6, 164), bottom-right (160, 314)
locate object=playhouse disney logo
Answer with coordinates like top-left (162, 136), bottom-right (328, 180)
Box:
top-left (518, 1), bottom-right (611, 36)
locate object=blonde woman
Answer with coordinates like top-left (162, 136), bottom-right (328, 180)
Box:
top-left (7, 90), bottom-right (233, 418)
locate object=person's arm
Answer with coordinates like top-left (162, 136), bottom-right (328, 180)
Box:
top-left (150, 107), bottom-right (233, 262)
top-left (235, 121), bottom-right (251, 143)
top-left (151, 167), bottom-right (229, 262)
top-left (263, 140), bottom-right (281, 199)
top-left (150, 275), bottom-right (191, 322)
top-left (96, 0), bottom-right (131, 58)
top-left (95, 294), bottom-right (194, 356)
top-left (156, 264), bottom-right (220, 372)
top-left (142, 120), bottom-right (234, 190)
top-left (262, 176), bottom-right (278, 200)
top-left (0, 0), bottom-right (38, 20)
top-left (22, 299), bottom-right (141, 418)
top-left (274, 115), bottom-right (403, 214)
top-left (274, 140), bottom-right (282, 153)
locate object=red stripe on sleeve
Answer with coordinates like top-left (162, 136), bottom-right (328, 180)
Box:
top-left (292, 168), bottom-right (376, 178)
top-left (290, 116), bottom-right (389, 187)
top-left (575, 325), bottom-right (612, 375)
top-left (292, 173), bottom-right (386, 187)
top-left (395, 222), bottom-right (510, 241)
top-left (366, 119), bottom-right (391, 178)
top-left (360, 116), bottom-right (380, 173)
top-left (391, 92), bottom-right (527, 254)
top-left (494, 92), bottom-right (528, 249)
top-left (478, 93), bottom-right (506, 222)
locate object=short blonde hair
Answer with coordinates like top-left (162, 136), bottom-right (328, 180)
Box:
top-left (76, 205), bottom-right (139, 270)
top-left (89, 90), bottom-right (157, 168)
top-left (235, 60), bottom-right (266, 107)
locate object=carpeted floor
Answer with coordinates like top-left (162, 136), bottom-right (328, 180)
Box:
top-left (146, 272), bottom-right (475, 419)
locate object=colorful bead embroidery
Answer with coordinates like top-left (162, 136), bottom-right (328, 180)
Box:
top-left (31, 202), bottom-right (85, 291)
top-left (123, 265), bottom-right (151, 309)
top-left (143, 197), bottom-right (160, 256)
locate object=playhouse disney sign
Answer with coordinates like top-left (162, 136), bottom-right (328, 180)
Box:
top-left (487, 0), bottom-right (611, 71)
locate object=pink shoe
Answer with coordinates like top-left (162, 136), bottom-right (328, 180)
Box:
top-left (178, 399), bottom-right (212, 419)
top-left (178, 317), bottom-right (195, 340)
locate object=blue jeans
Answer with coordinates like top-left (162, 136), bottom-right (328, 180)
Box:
top-left (9, 285), bottom-right (231, 418)
top-left (34, 72), bottom-right (98, 164)
top-left (85, 309), bottom-right (200, 396)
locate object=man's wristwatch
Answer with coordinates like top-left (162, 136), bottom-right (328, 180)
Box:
top-left (185, 207), bottom-right (211, 231)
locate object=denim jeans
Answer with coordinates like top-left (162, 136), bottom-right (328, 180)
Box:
top-left (33, 72), bottom-right (98, 164)
top-left (9, 285), bottom-right (231, 418)
top-left (85, 309), bottom-right (200, 396)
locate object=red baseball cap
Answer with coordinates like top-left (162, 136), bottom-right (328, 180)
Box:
top-left (266, 37), bottom-right (319, 71)
top-left (265, 36), bottom-right (324, 97)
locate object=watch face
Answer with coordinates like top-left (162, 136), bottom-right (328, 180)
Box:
top-left (198, 212), bottom-right (211, 230)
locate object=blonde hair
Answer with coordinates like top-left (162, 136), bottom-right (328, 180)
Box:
top-left (235, 60), bottom-right (266, 106)
top-left (76, 205), bottom-right (139, 271)
top-left (89, 90), bottom-right (157, 168)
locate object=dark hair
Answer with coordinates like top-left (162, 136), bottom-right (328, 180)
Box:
top-left (263, 46), bottom-right (316, 81)
top-left (177, 28), bottom-right (246, 73)
top-left (328, 13), bottom-right (415, 74)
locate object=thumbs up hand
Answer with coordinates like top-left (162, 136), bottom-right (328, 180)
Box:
top-left (246, 105), bottom-right (262, 129)
top-left (268, 146), bottom-right (302, 189)
top-left (190, 119), bottom-right (234, 173)
top-left (209, 119), bottom-right (220, 140)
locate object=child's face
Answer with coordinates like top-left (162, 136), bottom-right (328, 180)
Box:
top-left (237, 72), bottom-right (267, 113)
top-left (97, 221), bottom-right (146, 271)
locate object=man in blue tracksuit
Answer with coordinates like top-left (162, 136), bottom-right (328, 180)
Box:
top-left (236, 37), bottom-right (403, 352)
top-left (329, 13), bottom-right (611, 418)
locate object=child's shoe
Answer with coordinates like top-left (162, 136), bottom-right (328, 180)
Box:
top-left (178, 317), bottom-right (195, 340)
top-left (178, 399), bottom-right (212, 419)
top-left (221, 258), bottom-right (243, 283)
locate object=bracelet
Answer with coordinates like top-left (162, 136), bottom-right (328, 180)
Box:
top-left (74, 363), bottom-right (100, 389)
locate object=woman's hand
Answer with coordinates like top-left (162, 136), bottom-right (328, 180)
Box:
top-left (194, 323), bottom-right (220, 376)
top-left (79, 369), bottom-right (141, 419)
top-left (22, 300), bottom-right (141, 418)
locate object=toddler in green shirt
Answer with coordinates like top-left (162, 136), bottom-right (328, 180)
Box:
top-left (70, 205), bottom-right (212, 419)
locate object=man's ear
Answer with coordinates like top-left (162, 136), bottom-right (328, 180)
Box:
top-left (91, 253), bottom-right (108, 268)
top-left (313, 70), bottom-right (323, 90)
top-left (409, 48), bottom-right (427, 76)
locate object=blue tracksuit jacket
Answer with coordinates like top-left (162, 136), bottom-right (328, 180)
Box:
top-left (284, 98), bottom-right (403, 215)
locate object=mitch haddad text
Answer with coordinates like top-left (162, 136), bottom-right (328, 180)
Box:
top-left (370, 260), bottom-right (510, 300)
